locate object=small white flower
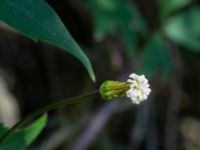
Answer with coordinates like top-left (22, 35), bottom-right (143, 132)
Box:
top-left (126, 73), bottom-right (151, 104)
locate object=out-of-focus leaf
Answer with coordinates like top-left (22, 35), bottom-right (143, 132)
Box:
top-left (139, 35), bottom-right (171, 81)
top-left (0, 0), bottom-right (95, 81)
top-left (164, 7), bottom-right (200, 52)
top-left (88, 0), bottom-right (147, 56)
top-left (121, 24), bottom-right (137, 56)
top-left (0, 114), bottom-right (47, 150)
top-left (160, 0), bottom-right (191, 20)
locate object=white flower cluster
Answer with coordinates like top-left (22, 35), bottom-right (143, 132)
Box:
top-left (126, 73), bottom-right (151, 104)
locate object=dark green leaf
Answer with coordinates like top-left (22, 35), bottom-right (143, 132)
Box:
top-left (139, 35), bottom-right (171, 81)
top-left (0, 0), bottom-right (95, 81)
top-left (164, 7), bottom-right (200, 52)
top-left (0, 114), bottom-right (47, 150)
top-left (159, 0), bottom-right (191, 20)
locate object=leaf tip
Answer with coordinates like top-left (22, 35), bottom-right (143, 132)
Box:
top-left (91, 75), bottom-right (96, 83)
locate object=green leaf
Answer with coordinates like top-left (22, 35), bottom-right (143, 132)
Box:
top-left (164, 7), bottom-right (200, 52)
top-left (159, 0), bottom-right (191, 20)
top-left (138, 35), bottom-right (171, 81)
top-left (88, 0), bottom-right (147, 56)
top-left (121, 25), bottom-right (137, 56)
top-left (0, 0), bottom-right (95, 81)
top-left (0, 114), bottom-right (47, 150)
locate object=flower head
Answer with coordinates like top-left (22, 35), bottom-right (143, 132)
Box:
top-left (126, 73), bottom-right (151, 104)
top-left (99, 73), bottom-right (151, 104)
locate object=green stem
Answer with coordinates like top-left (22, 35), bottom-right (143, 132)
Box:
top-left (0, 90), bottom-right (99, 144)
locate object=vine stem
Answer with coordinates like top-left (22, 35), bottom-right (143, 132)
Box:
top-left (0, 90), bottom-right (99, 144)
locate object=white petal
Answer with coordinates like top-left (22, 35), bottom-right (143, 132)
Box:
top-left (126, 73), bottom-right (151, 104)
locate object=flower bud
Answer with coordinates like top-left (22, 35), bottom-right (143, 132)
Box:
top-left (99, 80), bottom-right (130, 100)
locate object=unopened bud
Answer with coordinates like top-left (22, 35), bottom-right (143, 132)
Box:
top-left (99, 81), bottom-right (130, 100)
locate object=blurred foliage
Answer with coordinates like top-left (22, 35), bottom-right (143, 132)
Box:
top-left (87, 0), bottom-right (200, 81)
top-left (0, 115), bottom-right (47, 150)
top-left (164, 7), bottom-right (200, 51)
top-left (88, 0), bottom-right (148, 56)
top-left (139, 34), bottom-right (171, 81)
top-left (159, 0), bottom-right (191, 20)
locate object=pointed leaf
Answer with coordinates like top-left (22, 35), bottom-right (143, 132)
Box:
top-left (0, 0), bottom-right (95, 81)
